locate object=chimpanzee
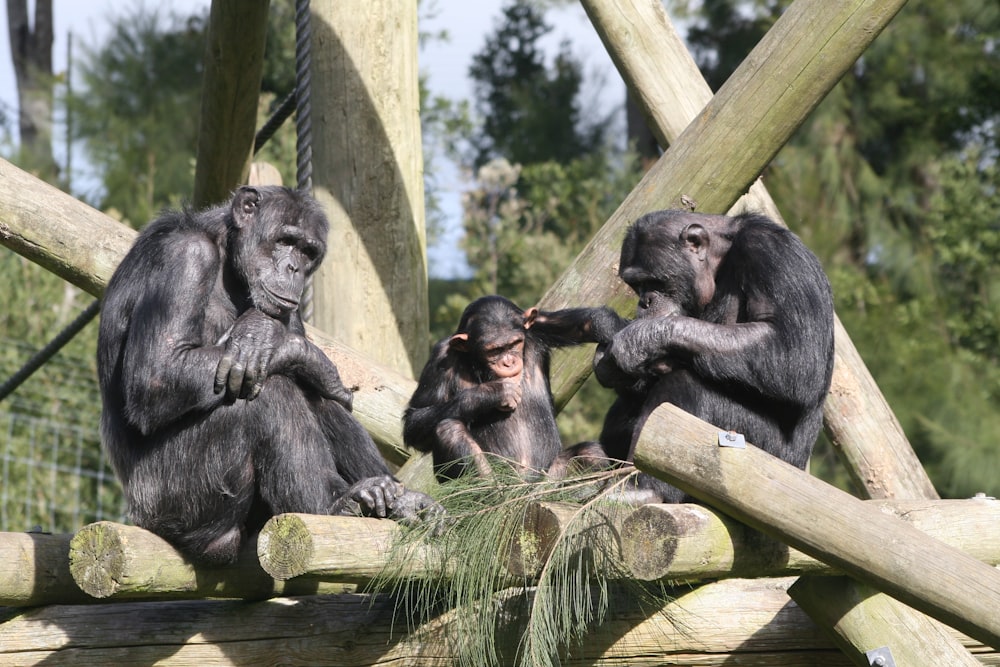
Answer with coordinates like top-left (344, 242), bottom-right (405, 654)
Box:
top-left (404, 295), bottom-right (573, 482)
top-left (98, 185), bottom-right (438, 566)
top-left (543, 209), bottom-right (835, 502)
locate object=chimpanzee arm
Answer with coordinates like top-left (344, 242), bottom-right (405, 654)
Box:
top-left (117, 233), bottom-right (233, 435)
top-left (215, 308), bottom-right (354, 409)
top-left (403, 341), bottom-right (520, 453)
top-left (531, 307), bottom-right (630, 347)
top-left (606, 250), bottom-right (832, 404)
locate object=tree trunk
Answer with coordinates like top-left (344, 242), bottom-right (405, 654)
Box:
top-left (307, 0), bottom-right (428, 378)
top-left (6, 0), bottom-right (56, 180)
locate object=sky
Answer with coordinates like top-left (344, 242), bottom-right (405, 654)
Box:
top-left (0, 0), bottom-right (625, 279)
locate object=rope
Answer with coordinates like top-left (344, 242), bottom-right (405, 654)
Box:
top-left (294, 0), bottom-right (315, 323)
top-left (0, 300), bottom-right (101, 402)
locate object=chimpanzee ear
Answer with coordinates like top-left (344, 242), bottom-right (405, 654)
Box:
top-left (681, 223), bottom-right (710, 262)
top-left (232, 187), bottom-right (261, 229)
top-left (522, 307), bottom-right (539, 329)
top-left (448, 332), bottom-right (469, 352)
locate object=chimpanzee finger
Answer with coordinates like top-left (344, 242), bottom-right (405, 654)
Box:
top-left (214, 352), bottom-right (234, 394)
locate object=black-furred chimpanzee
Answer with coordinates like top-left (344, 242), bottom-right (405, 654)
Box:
top-left (543, 209), bottom-right (835, 502)
top-left (98, 185), bottom-right (438, 565)
top-left (404, 295), bottom-right (573, 482)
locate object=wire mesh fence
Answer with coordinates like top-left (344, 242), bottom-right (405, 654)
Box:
top-left (0, 410), bottom-right (124, 532)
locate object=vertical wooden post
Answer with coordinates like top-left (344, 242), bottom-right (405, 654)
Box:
top-left (193, 0), bottom-right (271, 208)
top-left (307, 1), bottom-right (428, 378)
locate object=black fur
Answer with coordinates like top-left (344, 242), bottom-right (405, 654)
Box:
top-left (545, 210), bottom-right (835, 502)
top-left (98, 186), bottom-right (436, 565)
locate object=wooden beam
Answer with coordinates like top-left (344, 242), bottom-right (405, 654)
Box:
top-left (789, 576), bottom-right (982, 667)
top-left (0, 532), bottom-right (90, 606)
top-left (308, 0), bottom-right (428, 378)
top-left (0, 157), bottom-right (133, 297)
top-left (257, 513), bottom-right (437, 582)
top-left (0, 578), bottom-right (993, 665)
top-left (619, 498), bottom-right (1000, 582)
top-left (192, 0), bottom-right (271, 207)
top-left (633, 402), bottom-right (1000, 649)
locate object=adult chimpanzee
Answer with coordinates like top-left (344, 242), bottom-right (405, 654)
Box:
top-left (98, 185), bottom-right (438, 565)
top-left (544, 209), bottom-right (835, 502)
top-left (404, 295), bottom-right (572, 481)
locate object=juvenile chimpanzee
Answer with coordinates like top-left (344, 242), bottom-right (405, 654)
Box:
top-left (544, 209), bottom-right (835, 502)
top-left (98, 185), bottom-right (438, 565)
top-left (404, 295), bottom-right (571, 481)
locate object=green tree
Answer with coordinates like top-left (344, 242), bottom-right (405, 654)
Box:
top-left (71, 8), bottom-right (207, 225)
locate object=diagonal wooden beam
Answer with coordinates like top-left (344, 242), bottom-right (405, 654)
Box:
top-left (544, 0), bottom-right (935, 500)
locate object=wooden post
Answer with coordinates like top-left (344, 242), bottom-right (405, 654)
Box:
top-left (68, 522), bottom-right (354, 600)
top-left (0, 532), bottom-right (90, 606)
top-left (789, 576), bottom-right (982, 666)
top-left (0, 157), bottom-right (133, 297)
top-left (619, 498), bottom-right (1000, 582)
top-left (192, 0), bottom-right (271, 208)
top-left (633, 402), bottom-right (1000, 649)
top-left (307, 0), bottom-right (428, 378)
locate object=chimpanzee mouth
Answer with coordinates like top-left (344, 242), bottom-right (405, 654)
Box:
top-left (261, 287), bottom-right (299, 312)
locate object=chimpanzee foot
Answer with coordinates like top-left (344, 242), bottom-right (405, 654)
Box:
top-left (388, 489), bottom-right (446, 533)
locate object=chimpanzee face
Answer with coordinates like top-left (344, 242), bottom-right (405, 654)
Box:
top-left (449, 295), bottom-right (537, 380)
top-left (620, 214), bottom-right (716, 319)
top-left (230, 187), bottom-right (328, 318)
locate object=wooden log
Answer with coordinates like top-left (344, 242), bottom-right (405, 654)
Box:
top-left (789, 576), bottom-right (982, 667)
top-left (192, 0), bottom-right (270, 207)
top-left (620, 497), bottom-right (1000, 581)
top-left (0, 532), bottom-right (90, 606)
top-left (257, 512), bottom-right (439, 582)
top-left (1, 579), bottom-right (994, 665)
top-left (309, 0), bottom-right (429, 378)
top-left (507, 501), bottom-right (633, 578)
top-left (573, 0), bottom-right (935, 501)
top-left (633, 402), bottom-right (1000, 649)
top-left (67, 521), bottom-right (354, 601)
top-left (0, 157), bottom-right (133, 297)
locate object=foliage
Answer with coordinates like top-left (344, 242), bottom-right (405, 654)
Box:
top-left (69, 7), bottom-right (207, 225)
top-left (377, 467), bottom-right (671, 667)
top-left (467, 0), bottom-right (609, 169)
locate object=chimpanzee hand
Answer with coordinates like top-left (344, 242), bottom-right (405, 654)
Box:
top-left (215, 308), bottom-right (287, 401)
top-left (331, 475), bottom-right (406, 518)
top-left (604, 318), bottom-right (678, 377)
top-left (388, 489), bottom-right (446, 532)
top-left (487, 377), bottom-right (522, 412)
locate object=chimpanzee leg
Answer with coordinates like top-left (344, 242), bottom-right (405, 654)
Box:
top-left (628, 370), bottom-right (707, 504)
top-left (125, 406), bottom-right (257, 566)
top-left (251, 377), bottom-right (351, 515)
